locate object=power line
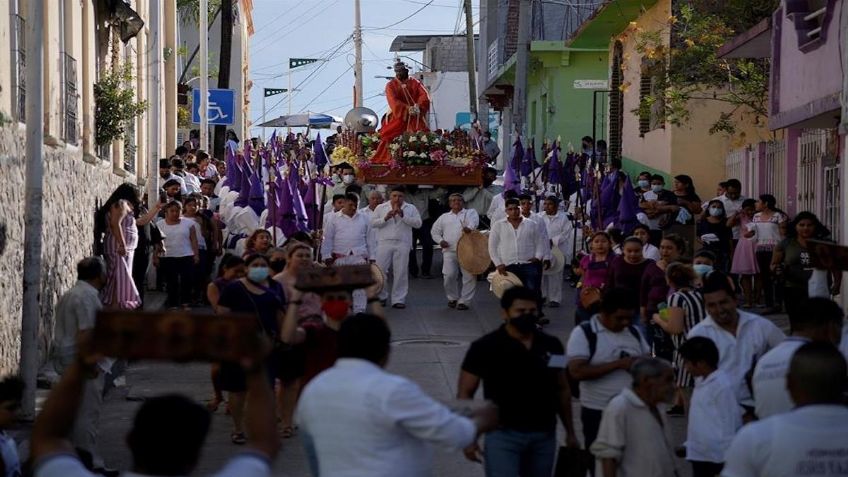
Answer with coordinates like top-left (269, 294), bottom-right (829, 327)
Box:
top-left (251, 0), bottom-right (341, 55)
top-left (300, 64), bottom-right (355, 112)
top-left (362, 0), bottom-right (435, 31)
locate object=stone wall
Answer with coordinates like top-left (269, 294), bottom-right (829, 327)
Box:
top-left (0, 124), bottom-right (131, 375)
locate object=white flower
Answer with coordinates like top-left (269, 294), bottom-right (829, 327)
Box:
top-left (446, 145), bottom-right (454, 152)
top-left (408, 136), bottom-right (417, 143)
top-left (419, 152), bottom-right (428, 159)
top-left (420, 135), bottom-right (428, 143)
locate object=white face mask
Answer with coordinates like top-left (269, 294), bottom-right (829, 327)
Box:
top-left (331, 173), bottom-right (341, 184)
top-left (343, 174), bottom-right (354, 185)
top-left (709, 207), bottom-right (724, 217)
top-left (651, 184), bottom-right (663, 193)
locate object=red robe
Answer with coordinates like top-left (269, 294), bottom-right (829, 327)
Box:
top-left (372, 77), bottom-right (431, 163)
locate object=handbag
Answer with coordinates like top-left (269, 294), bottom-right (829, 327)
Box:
top-left (554, 446), bottom-right (591, 477)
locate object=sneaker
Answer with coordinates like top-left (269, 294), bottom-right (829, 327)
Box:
top-left (456, 303), bottom-right (469, 311)
top-left (448, 301), bottom-right (458, 308)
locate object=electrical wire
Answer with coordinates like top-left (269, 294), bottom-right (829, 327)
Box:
top-left (299, 64), bottom-right (355, 112)
top-left (251, 0), bottom-right (341, 55)
top-left (362, 0), bottom-right (435, 31)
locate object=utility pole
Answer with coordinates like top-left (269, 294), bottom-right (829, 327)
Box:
top-left (512, 0), bottom-right (531, 140)
top-left (149, 0), bottom-right (162, 208)
top-left (353, 0), bottom-right (364, 107)
top-left (199, 0), bottom-right (208, 151)
top-left (463, 0), bottom-right (477, 119)
top-left (20, 0), bottom-right (44, 419)
top-left (477, 0), bottom-right (490, 131)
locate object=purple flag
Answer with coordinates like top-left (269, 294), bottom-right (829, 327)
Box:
top-left (520, 143), bottom-right (535, 177)
top-left (248, 167), bottom-right (266, 217)
top-left (303, 178), bottom-right (318, 231)
top-left (616, 174), bottom-right (640, 235)
top-left (562, 152), bottom-right (577, 198)
top-left (600, 170), bottom-right (623, 229)
top-left (234, 156), bottom-right (250, 207)
top-left (288, 161), bottom-right (310, 232)
top-left (274, 170), bottom-right (298, 238)
top-left (313, 133), bottom-right (328, 169)
top-left (503, 138), bottom-right (523, 194)
top-left (548, 146), bottom-right (562, 185)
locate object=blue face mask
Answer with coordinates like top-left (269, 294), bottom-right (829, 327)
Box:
top-left (693, 264), bottom-right (713, 276)
top-left (638, 180), bottom-right (650, 189)
top-left (247, 266), bottom-right (270, 283)
top-left (651, 184), bottom-right (663, 193)
top-left (709, 207), bottom-right (724, 217)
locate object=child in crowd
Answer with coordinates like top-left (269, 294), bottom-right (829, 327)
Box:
top-left (679, 337), bottom-right (743, 477)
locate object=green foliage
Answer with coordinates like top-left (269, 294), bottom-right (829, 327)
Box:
top-left (176, 0), bottom-right (222, 25)
top-left (631, 1), bottom-right (774, 135)
top-left (94, 64), bottom-right (148, 147)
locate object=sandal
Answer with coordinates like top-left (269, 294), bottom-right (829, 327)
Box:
top-left (231, 432), bottom-right (247, 445)
top-left (206, 397), bottom-right (224, 413)
top-left (281, 426), bottom-right (295, 439)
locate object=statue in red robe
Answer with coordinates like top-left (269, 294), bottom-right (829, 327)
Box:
top-left (372, 62), bottom-right (431, 163)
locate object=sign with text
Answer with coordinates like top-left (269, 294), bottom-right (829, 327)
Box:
top-left (192, 88), bottom-right (235, 125)
top-left (573, 79), bottom-right (609, 90)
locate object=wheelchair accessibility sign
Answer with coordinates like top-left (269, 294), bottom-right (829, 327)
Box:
top-left (192, 88), bottom-right (235, 125)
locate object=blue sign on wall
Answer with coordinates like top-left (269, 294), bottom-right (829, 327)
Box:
top-left (192, 88), bottom-right (235, 125)
top-left (455, 112), bottom-right (500, 140)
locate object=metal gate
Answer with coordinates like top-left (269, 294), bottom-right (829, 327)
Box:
top-left (823, 163), bottom-right (841, 242)
top-left (725, 145), bottom-right (755, 197)
top-left (796, 130), bottom-right (826, 215)
top-left (763, 140), bottom-right (787, 208)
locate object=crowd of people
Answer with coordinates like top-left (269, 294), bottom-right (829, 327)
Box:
top-left (1, 135), bottom-right (847, 477)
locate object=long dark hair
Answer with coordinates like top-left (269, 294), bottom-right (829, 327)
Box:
top-left (673, 174), bottom-right (697, 196)
top-left (94, 183), bottom-right (141, 254)
top-left (786, 211), bottom-right (831, 240)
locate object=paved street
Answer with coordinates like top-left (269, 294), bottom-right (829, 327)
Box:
top-left (91, 257), bottom-right (700, 477)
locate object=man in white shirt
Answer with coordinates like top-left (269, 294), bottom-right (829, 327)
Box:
top-left (688, 272), bottom-right (785, 413)
top-left (33, 330), bottom-right (278, 477)
top-left (590, 358), bottom-right (679, 477)
top-left (431, 194), bottom-right (480, 311)
top-left (322, 194), bottom-right (347, 230)
top-left (486, 189), bottom-right (518, 225)
top-left (539, 196), bottom-right (573, 307)
top-left (159, 158), bottom-right (188, 196)
top-left (488, 198), bottom-right (546, 293)
top-left (322, 193), bottom-right (377, 313)
top-left (184, 162), bottom-right (203, 194)
top-left (359, 189), bottom-right (384, 259)
top-left (679, 337), bottom-right (743, 477)
top-left (372, 186), bottom-right (423, 308)
top-left (297, 314), bottom-right (498, 477)
top-left (752, 297), bottom-right (843, 419)
top-left (197, 150), bottom-right (219, 180)
top-left (567, 287), bottom-right (651, 460)
top-left (722, 343), bottom-right (848, 477)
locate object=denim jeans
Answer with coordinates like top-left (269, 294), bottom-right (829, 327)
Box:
top-left (484, 429), bottom-right (556, 477)
top-left (506, 263), bottom-right (543, 294)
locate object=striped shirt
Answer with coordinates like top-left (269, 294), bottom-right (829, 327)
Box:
top-left (668, 288), bottom-right (706, 388)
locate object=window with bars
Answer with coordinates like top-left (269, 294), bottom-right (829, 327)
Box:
top-left (10, 13), bottom-right (26, 122)
top-left (63, 53), bottom-right (79, 145)
top-left (638, 57), bottom-right (665, 136)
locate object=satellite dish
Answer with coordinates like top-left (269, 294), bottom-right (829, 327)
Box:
top-left (344, 107), bottom-right (379, 134)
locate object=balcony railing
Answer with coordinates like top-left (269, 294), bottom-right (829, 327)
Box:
top-left (10, 14), bottom-right (26, 122)
top-left (63, 53), bottom-right (78, 145)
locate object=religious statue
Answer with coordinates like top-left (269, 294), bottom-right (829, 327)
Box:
top-left (372, 61), bottom-right (431, 163)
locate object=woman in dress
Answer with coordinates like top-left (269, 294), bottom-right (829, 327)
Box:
top-left (697, 199), bottom-right (733, 272)
top-left (205, 255), bottom-right (246, 413)
top-left (573, 232), bottom-right (614, 324)
top-left (640, 233), bottom-right (686, 360)
top-left (272, 242), bottom-right (322, 438)
top-left (217, 254), bottom-right (286, 445)
top-left (746, 194), bottom-right (788, 314)
top-left (96, 184), bottom-right (161, 309)
top-left (730, 199), bottom-right (759, 307)
top-left (652, 262), bottom-right (705, 414)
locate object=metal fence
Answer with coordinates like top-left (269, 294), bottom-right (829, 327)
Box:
top-left (11, 14), bottom-right (26, 122)
top-left (796, 130), bottom-right (827, 216)
top-left (725, 145), bottom-right (755, 197)
top-left (63, 53), bottom-right (78, 145)
top-left (823, 163), bottom-right (841, 242)
top-left (763, 140), bottom-right (787, 207)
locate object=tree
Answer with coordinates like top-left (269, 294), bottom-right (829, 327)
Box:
top-left (628, 0), bottom-right (777, 135)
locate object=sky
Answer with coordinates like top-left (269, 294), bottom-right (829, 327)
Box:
top-left (246, 0), bottom-right (478, 138)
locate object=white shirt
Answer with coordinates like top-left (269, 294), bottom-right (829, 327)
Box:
top-left (186, 217), bottom-right (206, 250)
top-left (321, 211), bottom-right (375, 260)
top-left (34, 452), bottom-right (271, 477)
top-left (183, 172), bottom-right (202, 194)
top-left (640, 190), bottom-right (664, 230)
top-left (522, 212), bottom-right (551, 260)
top-left (430, 208), bottom-right (480, 252)
top-left (540, 211), bottom-right (572, 251)
top-left (161, 173), bottom-right (188, 195)
top-left (462, 186), bottom-right (494, 218)
top-left (752, 337), bottom-right (808, 419)
top-left (296, 359), bottom-right (477, 477)
top-left (486, 193), bottom-right (506, 223)
top-left (643, 243), bottom-right (661, 262)
top-left (359, 205), bottom-right (382, 255)
top-left (590, 388), bottom-right (678, 477)
top-left (718, 194), bottom-right (746, 239)
top-left (722, 405), bottom-right (848, 477)
top-left (686, 370), bottom-right (744, 463)
top-left (52, 281), bottom-right (102, 356)
top-left (566, 316), bottom-right (651, 410)
top-left (488, 217), bottom-right (547, 267)
top-left (688, 310), bottom-right (785, 405)
top-left (371, 202), bottom-right (423, 248)
top-left (157, 219), bottom-right (196, 257)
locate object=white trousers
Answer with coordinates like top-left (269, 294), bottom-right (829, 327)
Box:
top-left (442, 251), bottom-right (476, 304)
top-left (334, 254), bottom-right (367, 313)
top-left (542, 269), bottom-right (564, 304)
top-left (377, 240), bottom-right (410, 304)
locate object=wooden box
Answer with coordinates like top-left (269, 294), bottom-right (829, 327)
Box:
top-left (361, 165), bottom-right (483, 186)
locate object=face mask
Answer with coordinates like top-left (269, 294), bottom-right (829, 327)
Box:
top-left (709, 207), bottom-right (724, 217)
top-left (651, 185), bottom-right (663, 193)
top-left (247, 266), bottom-right (270, 283)
top-left (322, 299), bottom-right (350, 321)
top-left (343, 174), bottom-right (354, 185)
top-left (331, 173), bottom-right (341, 184)
top-left (693, 264), bottom-right (713, 276)
top-left (269, 259), bottom-right (285, 274)
top-left (637, 180), bottom-right (650, 189)
top-left (509, 313), bottom-right (538, 334)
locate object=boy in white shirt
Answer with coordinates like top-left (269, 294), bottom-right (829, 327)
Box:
top-left (679, 337), bottom-right (743, 477)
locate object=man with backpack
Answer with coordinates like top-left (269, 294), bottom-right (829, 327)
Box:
top-left (566, 287), bottom-right (650, 466)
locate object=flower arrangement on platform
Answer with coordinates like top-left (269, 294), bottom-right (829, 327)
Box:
top-left (359, 132), bottom-right (380, 159)
top-left (330, 145), bottom-right (358, 170)
top-left (394, 131), bottom-right (447, 166)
